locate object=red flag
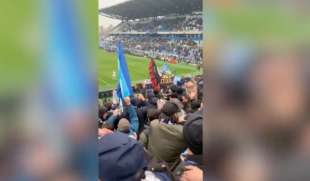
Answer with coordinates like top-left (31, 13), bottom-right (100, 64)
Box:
top-left (148, 59), bottom-right (161, 92)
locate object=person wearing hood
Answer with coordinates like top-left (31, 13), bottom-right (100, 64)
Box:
top-left (99, 132), bottom-right (173, 181)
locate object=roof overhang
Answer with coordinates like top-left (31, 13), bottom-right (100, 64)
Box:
top-left (100, 0), bottom-right (202, 20)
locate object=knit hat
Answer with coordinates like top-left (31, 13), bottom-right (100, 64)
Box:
top-left (98, 133), bottom-right (148, 181)
top-left (117, 118), bottom-right (130, 133)
top-left (183, 113), bottom-right (203, 154)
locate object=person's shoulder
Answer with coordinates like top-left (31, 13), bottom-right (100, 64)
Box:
top-left (157, 120), bottom-right (184, 132)
top-left (150, 119), bottom-right (160, 127)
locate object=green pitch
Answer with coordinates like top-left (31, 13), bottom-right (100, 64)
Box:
top-left (98, 50), bottom-right (202, 91)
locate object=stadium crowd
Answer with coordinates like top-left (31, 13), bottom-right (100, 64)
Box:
top-left (115, 14), bottom-right (202, 33)
top-left (98, 76), bottom-right (204, 181)
top-left (101, 35), bottom-right (202, 64)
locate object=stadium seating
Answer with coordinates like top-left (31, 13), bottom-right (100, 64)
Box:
top-left (100, 13), bottom-right (203, 65)
top-left (114, 14), bottom-right (202, 33)
top-left (101, 35), bottom-right (202, 64)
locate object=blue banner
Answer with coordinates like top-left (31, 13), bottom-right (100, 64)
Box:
top-left (116, 42), bottom-right (133, 98)
top-left (44, 0), bottom-right (94, 114)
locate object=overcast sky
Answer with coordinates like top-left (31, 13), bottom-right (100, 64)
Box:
top-left (99, 0), bottom-right (129, 28)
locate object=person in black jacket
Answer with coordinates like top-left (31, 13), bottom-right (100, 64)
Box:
top-left (173, 112), bottom-right (204, 181)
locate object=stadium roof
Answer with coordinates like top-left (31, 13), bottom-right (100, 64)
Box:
top-left (100, 0), bottom-right (202, 20)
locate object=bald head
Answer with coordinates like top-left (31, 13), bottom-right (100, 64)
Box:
top-left (124, 97), bottom-right (131, 106)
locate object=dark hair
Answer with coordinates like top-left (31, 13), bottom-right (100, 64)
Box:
top-left (98, 107), bottom-right (106, 120)
top-left (147, 108), bottom-right (160, 122)
top-left (101, 122), bottom-right (114, 130)
top-left (191, 100), bottom-right (201, 112)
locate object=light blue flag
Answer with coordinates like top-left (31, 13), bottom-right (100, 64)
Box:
top-left (116, 42), bottom-right (133, 98)
top-left (173, 76), bottom-right (181, 85)
top-left (42, 1), bottom-right (96, 180)
top-left (44, 0), bottom-right (94, 114)
top-left (160, 63), bottom-right (170, 74)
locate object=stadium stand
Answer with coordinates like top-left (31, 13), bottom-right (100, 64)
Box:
top-left (100, 0), bottom-right (203, 65)
top-left (101, 34), bottom-right (202, 64)
top-left (99, 1), bottom-right (204, 180)
top-left (113, 14), bottom-right (202, 33)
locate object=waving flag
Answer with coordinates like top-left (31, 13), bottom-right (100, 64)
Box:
top-left (116, 42), bottom-right (133, 98)
top-left (115, 83), bottom-right (123, 100)
top-left (44, 0), bottom-right (94, 115)
top-left (160, 63), bottom-right (170, 74)
top-left (42, 0), bottom-right (96, 180)
top-left (148, 59), bottom-right (161, 92)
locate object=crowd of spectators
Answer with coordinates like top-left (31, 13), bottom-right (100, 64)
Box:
top-left (101, 35), bottom-right (203, 64)
top-left (114, 14), bottom-right (202, 33)
top-left (98, 76), bottom-right (204, 181)
top-left (182, 15), bottom-right (203, 32)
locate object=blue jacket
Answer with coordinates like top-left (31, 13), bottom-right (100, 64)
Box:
top-left (106, 105), bottom-right (139, 134)
top-left (127, 105), bottom-right (139, 134)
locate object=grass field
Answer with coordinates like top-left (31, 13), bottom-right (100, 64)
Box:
top-left (98, 50), bottom-right (202, 91)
